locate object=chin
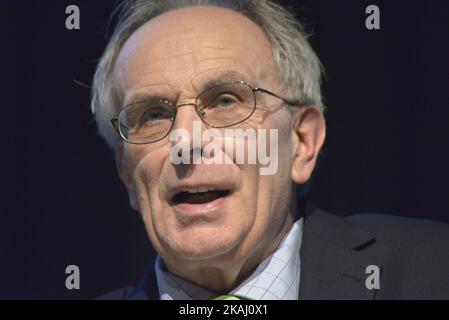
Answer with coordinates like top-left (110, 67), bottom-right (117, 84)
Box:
top-left (167, 227), bottom-right (243, 261)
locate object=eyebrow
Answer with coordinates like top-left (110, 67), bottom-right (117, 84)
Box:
top-left (125, 88), bottom-right (172, 107)
top-left (124, 70), bottom-right (251, 107)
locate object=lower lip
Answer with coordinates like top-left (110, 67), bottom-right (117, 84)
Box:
top-left (173, 195), bottom-right (228, 216)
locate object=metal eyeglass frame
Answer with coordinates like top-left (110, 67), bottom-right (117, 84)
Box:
top-left (111, 81), bottom-right (299, 145)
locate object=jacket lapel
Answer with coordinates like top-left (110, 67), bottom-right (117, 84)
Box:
top-left (298, 204), bottom-right (384, 299)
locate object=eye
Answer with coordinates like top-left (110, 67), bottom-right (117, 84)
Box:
top-left (214, 94), bottom-right (239, 108)
top-left (141, 106), bottom-right (172, 123)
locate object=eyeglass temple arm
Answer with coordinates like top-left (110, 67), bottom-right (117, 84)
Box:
top-left (111, 118), bottom-right (133, 135)
top-left (111, 118), bottom-right (120, 133)
top-left (254, 87), bottom-right (302, 106)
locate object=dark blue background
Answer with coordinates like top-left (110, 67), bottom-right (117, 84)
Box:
top-left (2, 0), bottom-right (449, 299)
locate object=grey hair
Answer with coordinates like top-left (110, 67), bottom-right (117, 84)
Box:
top-left (91, 0), bottom-right (325, 149)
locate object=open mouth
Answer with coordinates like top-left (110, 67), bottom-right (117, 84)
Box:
top-left (171, 188), bottom-right (231, 205)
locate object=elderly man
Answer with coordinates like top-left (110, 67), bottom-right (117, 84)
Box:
top-left (92, 0), bottom-right (449, 299)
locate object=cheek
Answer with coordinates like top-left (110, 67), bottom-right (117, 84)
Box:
top-left (269, 121), bottom-right (294, 206)
top-left (246, 107), bottom-right (293, 176)
top-left (236, 163), bottom-right (261, 211)
top-left (250, 109), bottom-right (294, 215)
top-left (128, 144), bottom-right (175, 250)
top-left (124, 139), bottom-right (170, 174)
top-left (125, 142), bottom-right (171, 208)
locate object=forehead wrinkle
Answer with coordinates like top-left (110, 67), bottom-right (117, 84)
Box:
top-left (121, 47), bottom-right (241, 83)
top-left (150, 52), bottom-right (238, 68)
top-left (151, 34), bottom-right (246, 49)
top-left (119, 53), bottom-right (192, 89)
top-left (156, 42), bottom-right (269, 62)
top-left (195, 58), bottom-right (243, 70)
top-left (198, 46), bottom-right (240, 53)
top-left (117, 66), bottom-right (171, 91)
top-left (128, 45), bottom-right (251, 68)
top-left (141, 36), bottom-right (255, 59)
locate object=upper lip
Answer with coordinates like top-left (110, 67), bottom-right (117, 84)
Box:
top-left (167, 183), bottom-right (234, 203)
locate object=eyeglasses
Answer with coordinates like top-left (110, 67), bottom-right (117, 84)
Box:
top-left (111, 81), bottom-right (297, 145)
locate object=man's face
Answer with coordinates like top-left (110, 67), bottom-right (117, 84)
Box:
top-left (113, 6), bottom-right (316, 271)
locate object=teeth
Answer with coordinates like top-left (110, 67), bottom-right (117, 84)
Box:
top-left (181, 187), bottom-right (217, 194)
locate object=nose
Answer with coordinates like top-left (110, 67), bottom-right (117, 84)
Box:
top-left (173, 101), bottom-right (205, 134)
top-left (170, 101), bottom-right (209, 158)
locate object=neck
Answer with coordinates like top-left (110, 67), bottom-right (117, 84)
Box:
top-left (164, 212), bottom-right (294, 293)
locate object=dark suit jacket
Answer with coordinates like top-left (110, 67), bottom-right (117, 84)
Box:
top-left (99, 203), bottom-right (449, 299)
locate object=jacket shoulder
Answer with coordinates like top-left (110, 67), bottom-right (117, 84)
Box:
top-left (346, 213), bottom-right (449, 246)
top-left (345, 213), bottom-right (449, 298)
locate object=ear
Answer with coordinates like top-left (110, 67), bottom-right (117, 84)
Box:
top-left (115, 142), bottom-right (139, 211)
top-left (290, 106), bottom-right (326, 184)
